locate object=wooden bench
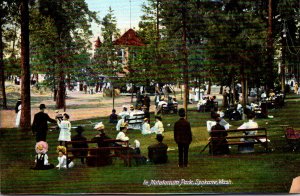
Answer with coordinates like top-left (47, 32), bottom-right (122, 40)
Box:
top-left (65, 139), bottom-right (132, 167)
top-left (127, 113), bottom-right (145, 130)
top-left (205, 128), bottom-right (269, 154)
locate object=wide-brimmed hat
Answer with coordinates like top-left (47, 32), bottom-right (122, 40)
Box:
top-left (141, 105), bottom-right (147, 109)
top-left (35, 141), bottom-right (48, 154)
top-left (130, 105), bottom-right (134, 109)
top-left (94, 122), bottom-right (105, 130)
top-left (120, 122), bottom-right (128, 128)
top-left (39, 104), bottom-right (46, 109)
top-left (144, 118), bottom-right (149, 122)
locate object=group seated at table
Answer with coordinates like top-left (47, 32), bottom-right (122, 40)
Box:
top-left (197, 96), bottom-right (218, 112)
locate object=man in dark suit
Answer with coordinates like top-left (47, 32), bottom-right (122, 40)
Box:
top-left (32, 104), bottom-right (56, 142)
top-left (174, 108), bottom-right (192, 167)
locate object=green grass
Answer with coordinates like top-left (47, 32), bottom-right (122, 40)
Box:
top-left (1, 95), bottom-right (300, 194)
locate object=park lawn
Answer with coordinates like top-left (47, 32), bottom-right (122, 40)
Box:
top-left (1, 95), bottom-right (300, 194)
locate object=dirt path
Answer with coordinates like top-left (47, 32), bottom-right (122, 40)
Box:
top-left (1, 90), bottom-right (156, 128)
top-left (1, 85), bottom-right (226, 128)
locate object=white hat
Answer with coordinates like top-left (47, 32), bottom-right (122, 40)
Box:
top-left (94, 122), bottom-right (105, 130)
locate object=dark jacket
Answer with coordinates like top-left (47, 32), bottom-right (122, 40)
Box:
top-left (174, 118), bottom-right (192, 144)
top-left (148, 142), bottom-right (168, 164)
top-left (32, 112), bottom-right (56, 142)
top-left (71, 134), bottom-right (89, 157)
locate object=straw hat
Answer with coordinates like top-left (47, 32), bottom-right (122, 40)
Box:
top-left (94, 122), bottom-right (105, 130)
top-left (120, 122), bottom-right (128, 128)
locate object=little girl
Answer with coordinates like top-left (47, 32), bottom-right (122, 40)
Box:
top-left (57, 113), bottom-right (71, 146)
top-left (56, 145), bottom-right (74, 169)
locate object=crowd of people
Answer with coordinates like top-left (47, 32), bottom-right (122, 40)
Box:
top-left (28, 102), bottom-right (194, 169)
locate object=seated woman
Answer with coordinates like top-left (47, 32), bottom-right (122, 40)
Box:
top-left (209, 117), bottom-right (229, 155)
top-left (150, 116), bottom-right (164, 135)
top-left (237, 113), bottom-right (258, 153)
top-left (87, 122), bottom-right (112, 166)
top-left (147, 134), bottom-right (168, 164)
top-left (116, 122), bottom-right (130, 146)
top-left (71, 126), bottom-right (88, 164)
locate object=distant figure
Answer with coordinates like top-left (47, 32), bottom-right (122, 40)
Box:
top-left (143, 94), bottom-right (151, 111)
top-left (15, 99), bottom-right (21, 114)
top-left (32, 104), bottom-right (56, 142)
top-left (142, 105), bottom-right (150, 123)
top-left (156, 98), bottom-right (167, 114)
top-left (71, 126), bottom-right (88, 164)
top-left (294, 83), bottom-right (299, 94)
top-left (15, 102), bottom-right (21, 128)
top-left (142, 118), bottom-right (151, 135)
top-left (174, 108), bottom-right (192, 167)
top-left (109, 109), bottom-right (118, 124)
top-left (147, 134), bottom-right (168, 164)
top-left (223, 90), bottom-right (229, 108)
top-left (116, 106), bottom-right (129, 131)
top-left (57, 113), bottom-right (71, 146)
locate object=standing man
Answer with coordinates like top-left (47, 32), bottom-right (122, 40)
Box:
top-left (32, 104), bottom-right (56, 142)
top-left (174, 108), bottom-right (192, 168)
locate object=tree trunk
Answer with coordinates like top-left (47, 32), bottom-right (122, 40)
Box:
top-left (67, 74), bottom-right (71, 90)
top-left (182, 0), bottom-right (189, 119)
top-left (219, 85), bottom-right (223, 95)
top-left (20, 0), bottom-right (31, 132)
top-left (0, 19), bottom-right (7, 109)
top-left (56, 70), bottom-right (66, 109)
top-left (207, 78), bottom-right (211, 95)
top-left (240, 65), bottom-right (246, 107)
top-left (266, 0), bottom-right (274, 91)
top-left (281, 30), bottom-right (286, 93)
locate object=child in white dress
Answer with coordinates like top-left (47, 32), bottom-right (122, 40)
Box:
top-left (56, 146), bottom-right (74, 169)
top-left (57, 113), bottom-right (71, 146)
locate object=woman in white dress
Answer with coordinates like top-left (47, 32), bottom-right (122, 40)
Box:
top-left (57, 113), bottom-right (71, 146)
top-left (150, 116), bottom-right (164, 134)
top-left (15, 104), bottom-right (21, 127)
top-left (141, 118), bottom-right (151, 135)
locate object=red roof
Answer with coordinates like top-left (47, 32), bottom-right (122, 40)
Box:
top-left (114, 29), bottom-right (145, 46)
top-left (95, 37), bottom-right (102, 48)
